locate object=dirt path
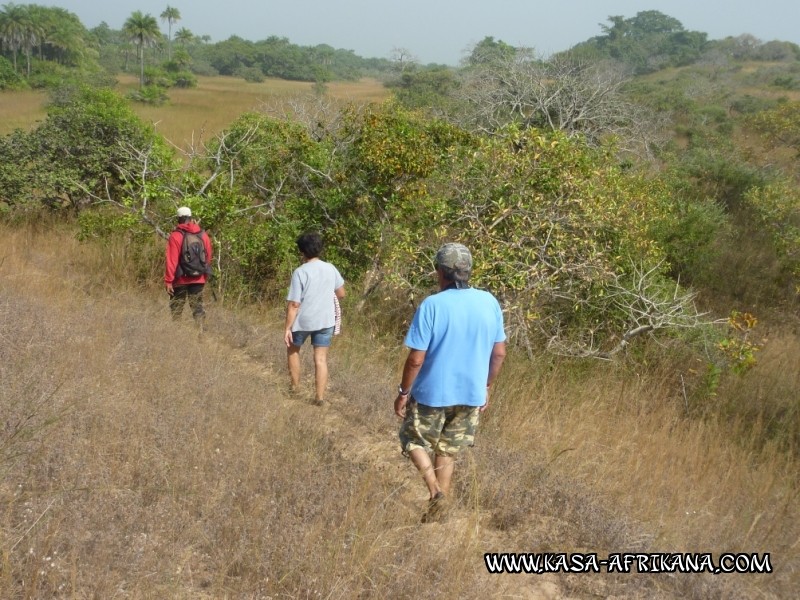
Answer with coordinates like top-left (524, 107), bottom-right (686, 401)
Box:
top-left (196, 312), bottom-right (632, 599)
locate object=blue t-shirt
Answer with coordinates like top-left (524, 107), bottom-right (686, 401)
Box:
top-left (404, 287), bottom-right (506, 408)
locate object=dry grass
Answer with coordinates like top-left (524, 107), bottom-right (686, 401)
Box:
top-left (115, 74), bottom-right (388, 148)
top-left (0, 89), bottom-right (49, 133)
top-left (1, 223), bottom-right (798, 599)
top-left (0, 74), bottom-right (389, 145)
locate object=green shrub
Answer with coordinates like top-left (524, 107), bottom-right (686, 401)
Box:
top-left (0, 56), bottom-right (26, 90)
top-left (730, 94), bottom-right (778, 115)
top-left (127, 85), bottom-right (169, 105)
top-left (235, 66), bottom-right (265, 83)
top-left (170, 71), bottom-right (197, 88)
top-left (773, 76), bottom-right (799, 90)
top-left (143, 66), bottom-right (172, 88)
top-left (647, 189), bottom-right (729, 283)
top-left (189, 60), bottom-right (218, 76)
top-left (1, 85), bottom-right (171, 212)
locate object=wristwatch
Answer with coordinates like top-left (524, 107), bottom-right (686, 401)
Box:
top-left (397, 385), bottom-right (410, 396)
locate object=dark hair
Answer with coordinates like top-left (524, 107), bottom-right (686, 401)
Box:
top-left (437, 265), bottom-right (470, 288)
top-left (296, 232), bottom-right (323, 259)
top-left (177, 216), bottom-right (191, 224)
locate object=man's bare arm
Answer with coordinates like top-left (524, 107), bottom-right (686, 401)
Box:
top-left (487, 342), bottom-right (506, 388)
top-left (394, 349), bottom-right (426, 418)
top-left (284, 301), bottom-right (300, 347)
top-left (482, 341), bottom-right (507, 412)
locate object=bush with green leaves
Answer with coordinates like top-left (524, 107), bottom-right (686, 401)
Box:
top-left (169, 71), bottom-right (197, 88)
top-left (0, 90), bottom-right (718, 354)
top-left (194, 103), bottom-right (702, 352)
top-left (178, 112), bottom-right (339, 297)
top-left (0, 56), bottom-right (26, 90)
top-left (235, 66), bottom-right (265, 83)
top-left (127, 84), bottom-right (169, 105)
top-left (747, 100), bottom-right (800, 154)
top-left (142, 66), bottom-right (172, 89)
top-left (369, 124), bottom-right (696, 354)
top-left (0, 85), bottom-right (172, 212)
top-left (157, 104), bottom-right (705, 351)
top-left (26, 59), bottom-right (81, 89)
top-left (743, 179), bottom-right (800, 280)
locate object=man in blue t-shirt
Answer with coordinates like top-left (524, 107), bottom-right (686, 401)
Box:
top-left (285, 232), bottom-right (345, 404)
top-left (395, 243), bottom-right (506, 521)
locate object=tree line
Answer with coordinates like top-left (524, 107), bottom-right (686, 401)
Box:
top-left (0, 2), bottom-right (394, 93)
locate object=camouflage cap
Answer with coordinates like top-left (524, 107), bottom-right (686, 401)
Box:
top-left (435, 243), bottom-right (472, 275)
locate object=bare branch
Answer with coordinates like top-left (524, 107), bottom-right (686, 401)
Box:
top-left (545, 260), bottom-right (714, 359)
top-left (454, 49), bottom-right (668, 159)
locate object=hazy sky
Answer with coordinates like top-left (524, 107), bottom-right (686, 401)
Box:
top-left (43, 0), bottom-right (800, 65)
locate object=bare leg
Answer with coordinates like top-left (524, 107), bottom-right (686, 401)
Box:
top-left (409, 448), bottom-right (441, 499)
top-left (312, 345), bottom-right (329, 402)
top-left (287, 344), bottom-right (301, 392)
top-left (434, 455), bottom-right (455, 495)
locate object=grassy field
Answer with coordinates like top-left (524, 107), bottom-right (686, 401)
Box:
top-left (0, 74), bottom-right (389, 146)
top-left (0, 89), bottom-right (49, 132)
top-left (1, 223), bottom-right (798, 599)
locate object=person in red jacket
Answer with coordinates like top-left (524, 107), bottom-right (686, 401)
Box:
top-left (164, 206), bottom-right (213, 325)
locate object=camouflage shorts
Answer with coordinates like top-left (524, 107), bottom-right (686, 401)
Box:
top-left (399, 398), bottom-right (480, 457)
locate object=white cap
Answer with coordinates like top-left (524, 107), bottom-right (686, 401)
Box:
top-left (176, 206), bottom-right (192, 217)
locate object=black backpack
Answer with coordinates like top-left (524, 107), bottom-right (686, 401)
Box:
top-left (175, 229), bottom-right (211, 278)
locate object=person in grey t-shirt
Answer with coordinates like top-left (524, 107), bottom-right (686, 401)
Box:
top-left (284, 232), bottom-right (346, 404)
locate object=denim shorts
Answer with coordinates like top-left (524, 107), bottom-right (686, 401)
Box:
top-left (291, 326), bottom-right (335, 348)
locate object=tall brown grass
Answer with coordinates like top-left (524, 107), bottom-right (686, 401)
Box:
top-left (0, 89), bottom-right (49, 132)
top-left (0, 75), bottom-right (388, 146)
top-left (1, 222), bottom-right (798, 599)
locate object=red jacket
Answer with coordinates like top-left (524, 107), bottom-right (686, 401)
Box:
top-left (165, 222), bottom-right (213, 285)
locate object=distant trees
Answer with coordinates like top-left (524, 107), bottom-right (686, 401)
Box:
top-left (123, 11), bottom-right (161, 88)
top-left (464, 36), bottom-right (516, 66)
top-left (707, 35), bottom-right (800, 62)
top-left (174, 27), bottom-right (193, 47)
top-left (0, 3), bottom-right (92, 79)
top-left (0, 2), bottom-right (40, 75)
top-left (391, 39), bottom-right (667, 160)
top-left (188, 34), bottom-right (381, 81)
top-left (160, 5), bottom-right (180, 60)
top-left (0, 3), bottom-right (392, 86)
top-left (569, 10), bottom-right (708, 73)
top-left (33, 6), bottom-right (82, 66)
top-left (385, 66), bottom-right (460, 113)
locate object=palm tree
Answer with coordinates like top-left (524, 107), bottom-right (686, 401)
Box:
top-left (45, 16), bottom-right (85, 66)
top-left (19, 7), bottom-right (42, 76)
top-left (31, 6), bottom-right (85, 66)
top-left (0, 3), bottom-right (32, 73)
top-left (174, 26), bottom-right (193, 47)
top-left (123, 10), bottom-right (160, 88)
top-left (160, 5), bottom-right (180, 61)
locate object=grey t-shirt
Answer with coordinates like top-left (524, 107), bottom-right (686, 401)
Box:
top-left (287, 259), bottom-right (345, 332)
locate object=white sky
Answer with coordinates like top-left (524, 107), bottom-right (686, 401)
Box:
top-left (42, 0), bottom-right (800, 65)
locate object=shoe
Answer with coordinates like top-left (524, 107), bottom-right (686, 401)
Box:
top-left (421, 491), bottom-right (447, 523)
